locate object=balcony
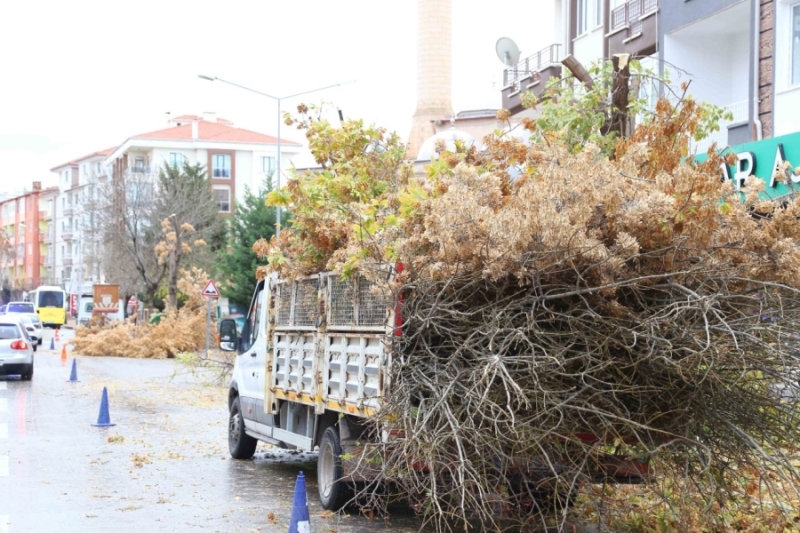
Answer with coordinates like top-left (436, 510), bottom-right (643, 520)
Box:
top-left (608, 0), bottom-right (658, 58)
top-left (62, 206), bottom-right (74, 216)
top-left (63, 257), bottom-right (73, 266)
top-left (62, 231), bottom-right (73, 241)
top-left (39, 210), bottom-right (51, 220)
top-left (692, 100), bottom-right (748, 154)
top-left (501, 44), bottom-right (562, 114)
top-left (124, 166), bottom-right (154, 178)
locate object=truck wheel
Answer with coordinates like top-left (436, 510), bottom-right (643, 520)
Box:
top-left (228, 397), bottom-right (257, 459)
top-left (318, 426), bottom-right (350, 510)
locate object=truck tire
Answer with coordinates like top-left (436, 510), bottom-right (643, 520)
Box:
top-left (318, 426), bottom-right (350, 510)
top-left (228, 396), bottom-right (257, 459)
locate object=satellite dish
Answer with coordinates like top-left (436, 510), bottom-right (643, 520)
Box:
top-left (496, 37), bottom-right (521, 67)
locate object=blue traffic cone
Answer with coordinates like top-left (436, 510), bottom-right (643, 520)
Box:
top-left (67, 358), bottom-right (79, 383)
top-left (288, 471), bottom-right (311, 533)
top-left (49, 337), bottom-right (54, 350)
top-left (91, 387), bottom-right (116, 427)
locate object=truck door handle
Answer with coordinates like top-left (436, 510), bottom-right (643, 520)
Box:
top-left (250, 352), bottom-right (257, 357)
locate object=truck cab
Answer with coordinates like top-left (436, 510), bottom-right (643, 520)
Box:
top-left (220, 272), bottom-right (392, 510)
top-left (77, 295), bottom-right (94, 326)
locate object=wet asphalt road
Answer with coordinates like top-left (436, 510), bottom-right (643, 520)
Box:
top-left (0, 328), bottom-right (423, 533)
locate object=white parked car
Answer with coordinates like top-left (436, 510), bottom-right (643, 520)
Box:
top-left (17, 315), bottom-right (40, 351)
top-left (23, 314), bottom-right (42, 345)
top-left (0, 318), bottom-right (34, 380)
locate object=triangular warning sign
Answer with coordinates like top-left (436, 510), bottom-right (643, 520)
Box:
top-left (201, 279), bottom-right (220, 298)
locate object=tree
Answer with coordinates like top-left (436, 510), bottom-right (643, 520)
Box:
top-left (154, 161), bottom-right (220, 310)
top-left (0, 230), bottom-right (12, 299)
top-left (96, 165), bottom-right (166, 308)
top-left (216, 179), bottom-right (276, 307)
top-left (258, 71), bottom-right (800, 531)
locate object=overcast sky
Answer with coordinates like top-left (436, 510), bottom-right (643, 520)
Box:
top-left (0, 0), bottom-right (552, 191)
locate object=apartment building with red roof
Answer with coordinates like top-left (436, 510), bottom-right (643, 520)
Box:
top-left (49, 113), bottom-right (299, 296)
top-left (105, 113), bottom-right (300, 218)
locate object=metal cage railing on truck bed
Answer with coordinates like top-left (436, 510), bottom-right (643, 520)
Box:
top-left (270, 272), bottom-right (394, 417)
top-left (274, 273), bottom-right (391, 331)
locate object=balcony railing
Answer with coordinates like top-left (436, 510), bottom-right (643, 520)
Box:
top-left (124, 166), bottom-right (154, 178)
top-left (62, 231), bottom-right (73, 241)
top-left (611, 0), bottom-right (658, 34)
top-left (692, 100), bottom-right (748, 154)
top-left (503, 44), bottom-right (562, 93)
top-left (62, 206), bottom-right (74, 216)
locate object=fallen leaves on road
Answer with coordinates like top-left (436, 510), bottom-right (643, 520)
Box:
top-left (107, 434), bottom-right (125, 444)
top-left (266, 511), bottom-right (278, 524)
top-left (130, 453), bottom-right (152, 468)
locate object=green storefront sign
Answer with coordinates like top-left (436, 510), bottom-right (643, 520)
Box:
top-left (695, 131), bottom-right (800, 200)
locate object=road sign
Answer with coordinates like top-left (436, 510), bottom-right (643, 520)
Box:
top-left (201, 279), bottom-right (220, 298)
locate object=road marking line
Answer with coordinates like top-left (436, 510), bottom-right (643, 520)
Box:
top-left (0, 382), bottom-right (7, 390)
top-left (0, 515), bottom-right (8, 533)
top-left (0, 398), bottom-right (6, 413)
top-left (0, 424), bottom-right (7, 439)
top-left (0, 455), bottom-right (7, 476)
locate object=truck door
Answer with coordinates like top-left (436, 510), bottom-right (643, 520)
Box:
top-left (238, 283), bottom-right (267, 433)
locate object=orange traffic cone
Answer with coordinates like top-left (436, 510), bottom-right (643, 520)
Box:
top-left (61, 344), bottom-right (67, 361)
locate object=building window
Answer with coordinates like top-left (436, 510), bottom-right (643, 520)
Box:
top-left (577, 0), bottom-right (589, 35)
top-left (212, 154), bottom-right (231, 178)
top-left (261, 156), bottom-right (275, 174)
top-left (595, 0), bottom-right (602, 27)
top-left (213, 187), bottom-right (231, 213)
top-left (134, 157), bottom-right (145, 171)
top-left (169, 152), bottom-right (184, 168)
top-left (793, 4), bottom-right (800, 85)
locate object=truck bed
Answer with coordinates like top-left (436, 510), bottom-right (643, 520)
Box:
top-left (265, 273), bottom-right (393, 419)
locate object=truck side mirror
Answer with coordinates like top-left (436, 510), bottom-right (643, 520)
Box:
top-left (219, 318), bottom-right (238, 352)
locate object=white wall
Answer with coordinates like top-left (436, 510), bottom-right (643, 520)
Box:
top-left (774, 0), bottom-right (800, 136)
top-left (664, 30), bottom-right (747, 108)
top-left (573, 27), bottom-right (605, 69)
top-left (234, 151), bottom-right (253, 206)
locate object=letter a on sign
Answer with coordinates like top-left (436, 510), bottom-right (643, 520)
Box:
top-left (201, 279), bottom-right (220, 298)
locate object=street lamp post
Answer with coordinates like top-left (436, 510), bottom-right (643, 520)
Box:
top-left (197, 75), bottom-right (349, 238)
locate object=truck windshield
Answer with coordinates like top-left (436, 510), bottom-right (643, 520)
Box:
top-left (8, 303), bottom-right (35, 313)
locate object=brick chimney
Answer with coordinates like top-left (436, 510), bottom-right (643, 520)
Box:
top-left (406, 0), bottom-right (453, 160)
top-left (32, 181), bottom-right (42, 191)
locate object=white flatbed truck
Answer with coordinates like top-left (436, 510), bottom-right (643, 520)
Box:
top-left (219, 271), bottom-right (648, 510)
top-left (219, 271), bottom-right (393, 510)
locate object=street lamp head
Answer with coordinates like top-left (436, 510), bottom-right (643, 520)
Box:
top-left (197, 74), bottom-right (216, 82)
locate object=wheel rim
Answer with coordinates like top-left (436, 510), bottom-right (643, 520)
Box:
top-left (319, 440), bottom-right (334, 499)
top-left (229, 408), bottom-right (241, 444)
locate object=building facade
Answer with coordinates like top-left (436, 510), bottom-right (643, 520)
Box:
top-left (0, 182), bottom-right (54, 298)
top-left (498, 0), bottom-right (800, 155)
top-left (47, 113), bottom-right (297, 294)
